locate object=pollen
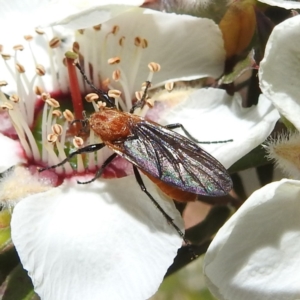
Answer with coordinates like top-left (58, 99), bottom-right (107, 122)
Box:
top-left (135, 91), bottom-right (143, 101)
top-left (146, 98), bottom-right (154, 108)
top-left (108, 89), bottom-right (122, 98)
top-left (84, 93), bottom-right (100, 112)
top-left (34, 86), bottom-right (44, 95)
top-left (47, 133), bottom-right (58, 143)
top-left (73, 136), bottom-right (85, 172)
top-left (49, 37), bottom-right (61, 48)
top-left (35, 28), bottom-right (45, 35)
top-left (93, 24), bottom-right (101, 31)
top-left (149, 62), bottom-right (161, 74)
top-left (73, 42), bottom-right (80, 54)
top-left (1, 102), bottom-right (13, 110)
top-left (41, 92), bottom-right (51, 101)
top-left (15, 63), bottom-right (25, 73)
top-left (0, 166), bottom-right (53, 208)
top-left (141, 38), bottom-right (148, 49)
top-left (108, 57), bottom-right (121, 65)
top-left (112, 69), bottom-right (121, 81)
top-left (36, 64), bottom-right (46, 76)
top-left (24, 35), bottom-right (33, 41)
top-left (45, 98), bottom-right (60, 108)
top-left (165, 82), bottom-right (174, 92)
top-left (111, 25), bottom-right (119, 35)
top-left (9, 94), bottom-right (19, 103)
top-left (134, 36), bottom-right (142, 47)
top-left (85, 93), bottom-right (99, 102)
top-left (73, 136), bottom-right (84, 148)
top-left (52, 110), bottom-right (62, 118)
top-left (52, 124), bottom-right (63, 136)
top-left (63, 109), bottom-right (74, 122)
top-left (13, 44), bottom-right (24, 51)
top-left (1, 53), bottom-right (11, 60)
top-left (97, 101), bottom-right (107, 109)
top-left (119, 36), bottom-right (125, 46)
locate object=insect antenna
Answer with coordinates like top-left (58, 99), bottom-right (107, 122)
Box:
top-left (74, 62), bottom-right (115, 108)
top-left (165, 123), bottom-right (233, 144)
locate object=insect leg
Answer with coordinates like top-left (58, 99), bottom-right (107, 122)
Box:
top-left (133, 166), bottom-right (188, 243)
top-left (165, 123), bottom-right (233, 144)
top-left (77, 153), bottom-right (118, 184)
top-left (38, 143), bottom-right (106, 172)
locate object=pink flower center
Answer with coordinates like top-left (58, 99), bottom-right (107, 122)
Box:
top-left (0, 28), bottom-right (161, 186)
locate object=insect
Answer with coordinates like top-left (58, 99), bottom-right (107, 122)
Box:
top-left (39, 63), bottom-right (233, 241)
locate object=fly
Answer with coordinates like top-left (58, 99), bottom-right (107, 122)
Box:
top-left (39, 62), bottom-right (233, 242)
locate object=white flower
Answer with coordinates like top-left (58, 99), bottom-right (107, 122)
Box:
top-left (204, 179), bottom-right (300, 300)
top-left (259, 14), bottom-right (300, 131)
top-left (0, 3), bottom-right (225, 299)
top-left (0, 1), bottom-right (280, 299)
top-left (157, 89), bottom-right (279, 169)
top-left (203, 15), bottom-right (300, 300)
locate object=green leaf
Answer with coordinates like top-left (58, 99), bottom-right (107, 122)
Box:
top-left (228, 144), bottom-right (269, 173)
top-left (0, 247), bottom-right (20, 288)
top-left (221, 52), bottom-right (254, 84)
top-left (0, 264), bottom-right (38, 300)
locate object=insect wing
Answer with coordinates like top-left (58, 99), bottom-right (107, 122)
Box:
top-left (122, 121), bottom-right (232, 196)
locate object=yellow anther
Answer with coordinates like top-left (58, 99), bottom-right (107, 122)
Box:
top-left (108, 89), bottom-right (122, 98)
top-left (63, 109), bottom-right (74, 122)
top-left (85, 93), bottom-right (99, 103)
top-left (49, 37), bottom-right (61, 48)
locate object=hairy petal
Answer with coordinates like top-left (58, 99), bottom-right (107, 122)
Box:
top-left (11, 174), bottom-right (183, 300)
top-left (204, 179), bottom-right (300, 300)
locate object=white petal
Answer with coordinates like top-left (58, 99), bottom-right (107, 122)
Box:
top-left (11, 175), bottom-right (183, 300)
top-left (157, 88), bottom-right (279, 168)
top-left (0, 133), bottom-right (26, 173)
top-left (258, 0), bottom-right (300, 9)
top-left (0, 0), bottom-right (142, 30)
top-left (0, 0), bottom-right (48, 35)
top-left (79, 8), bottom-right (225, 94)
top-left (44, 1), bottom-right (144, 29)
top-left (204, 179), bottom-right (300, 300)
top-left (259, 15), bottom-right (300, 131)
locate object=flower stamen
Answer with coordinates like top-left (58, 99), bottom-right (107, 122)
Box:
top-left (85, 93), bottom-right (100, 112)
top-left (108, 89), bottom-right (121, 109)
top-left (147, 62), bottom-right (160, 82)
top-left (1, 101), bottom-right (33, 160)
top-left (73, 136), bottom-right (85, 173)
top-left (165, 82), bottom-right (174, 92)
top-left (48, 124), bottom-right (73, 175)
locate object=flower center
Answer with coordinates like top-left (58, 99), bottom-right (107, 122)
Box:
top-left (0, 24), bottom-right (162, 184)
